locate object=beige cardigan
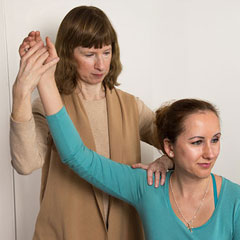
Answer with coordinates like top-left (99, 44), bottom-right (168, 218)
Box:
top-left (10, 87), bottom-right (160, 240)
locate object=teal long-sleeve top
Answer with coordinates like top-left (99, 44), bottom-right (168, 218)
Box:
top-left (46, 107), bottom-right (240, 240)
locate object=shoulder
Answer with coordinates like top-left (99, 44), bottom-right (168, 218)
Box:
top-left (224, 177), bottom-right (240, 192)
top-left (111, 87), bottom-right (139, 112)
top-left (221, 176), bottom-right (240, 199)
top-left (113, 87), bottom-right (136, 99)
top-left (113, 88), bottom-right (150, 111)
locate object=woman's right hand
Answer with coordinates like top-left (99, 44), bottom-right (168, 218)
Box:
top-left (19, 31), bottom-right (42, 58)
top-left (18, 31), bottom-right (59, 87)
top-left (14, 40), bottom-right (59, 96)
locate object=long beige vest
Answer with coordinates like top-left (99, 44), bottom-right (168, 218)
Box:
top-left (33, 87), bottom-right (145, 240)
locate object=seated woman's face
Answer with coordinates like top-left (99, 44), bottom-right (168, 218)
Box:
top-left (171, 111), bottom-right (221, 178)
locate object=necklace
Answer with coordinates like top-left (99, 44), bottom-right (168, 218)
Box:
top-left (169, 175), bottom-right (211, 232)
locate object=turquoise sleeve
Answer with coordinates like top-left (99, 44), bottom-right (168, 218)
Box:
top-left (233, 202), bottom-right (240, 239)
top-left (46, 107), bottom-right (147, 206)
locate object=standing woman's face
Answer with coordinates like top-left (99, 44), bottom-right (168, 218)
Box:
top-left (170, 111), bottom-right (221, 179)
top-left (73, 45), bottom-right (112, 86)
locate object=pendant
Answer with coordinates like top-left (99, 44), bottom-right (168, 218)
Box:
top-left (187, 223), bottom-right (193, 232)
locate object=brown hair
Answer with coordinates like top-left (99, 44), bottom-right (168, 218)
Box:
top-left (55, 6), bottom-right (122, 94)
top-left (156, 99), bottom-right (219, 153)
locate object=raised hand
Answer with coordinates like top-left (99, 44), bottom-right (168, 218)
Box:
top-left (12, 40), bottom-right (59, 122)
top-left (19, 31), bottom-right (42, 58)
top-left (19, 31), bottom-right (57, 66)
top-left (15, 41), bottom-right (59, 93)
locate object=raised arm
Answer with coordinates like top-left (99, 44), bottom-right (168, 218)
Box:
top-left (10, 33), bottom-right (59, 174)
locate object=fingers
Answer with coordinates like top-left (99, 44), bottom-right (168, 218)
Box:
top-left (147, 169), bottom-right (153, 186)
top-left (40, 57), bottom-right (59, 74)
top-left (35, 31), bottom-right (42, 43)
top-left (160, 171), bottom-right (166, 186)
top-left (19, 31), bottom-right (42, 58)
top-left (19, 34), bottom-right (35, 57)
top-left (22, 40), bottom-right (44, 58)
top-left (20, 41), bottom-right (45, 70)
top-left (148, 169), bottom-right (167, 187)
top-left (27, 31), bottom-right (42, 45)
top-left (16, 32), bottom-right (58, 95)
top-left (131, 163), bottom-right (148, 170)
top-left (154, 171), bottom-right (160, 188)
top-left (18, 43), bottom-right (46, 78)
top-left (24, 48), bottom-right (49, 72)
top-left (45, 37), bottom-right (58, 63)
top-left (19, 41), bottom-right (30, 57)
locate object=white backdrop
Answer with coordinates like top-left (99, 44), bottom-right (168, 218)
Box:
top-left (1, 0), bottom-right (240, 239)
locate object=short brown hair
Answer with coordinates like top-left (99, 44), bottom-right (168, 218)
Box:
top-left (55, 6), bottom-right (122, 94)
top-left (156, 99), bottom-right (219, 153)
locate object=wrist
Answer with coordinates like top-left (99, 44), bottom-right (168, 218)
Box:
top-left (38, 76), bottom-right (57, 91)
top-left (12, 81), bottom-right (32, 100)
top-left (11, 95), bottom-right (32, 122)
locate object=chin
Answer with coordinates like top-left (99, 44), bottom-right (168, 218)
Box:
top-left (88, 79), bottom-right (104, 85)
top-left (196, 169), bottom-right (213, 179)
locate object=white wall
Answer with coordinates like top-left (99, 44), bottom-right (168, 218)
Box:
top-left (0, 0), bottom-right (15, 239)
top-left (1, 0), bottom-right (240, 239)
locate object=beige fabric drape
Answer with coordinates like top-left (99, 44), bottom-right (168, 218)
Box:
top-left (33, 88), bottom-right (145, 240)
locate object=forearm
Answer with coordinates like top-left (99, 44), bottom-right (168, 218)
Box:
top-left (37, 77), bottom-right (63, 116)
top-left (11, 82), bottom-right (32, 122)
top-left (10, 98), bottom-right (49, 174)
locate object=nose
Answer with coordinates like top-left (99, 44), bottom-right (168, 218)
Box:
top-left (202, 143), bottom-right (215, 160)
top-left (95, 56), bottom-right (104, 71)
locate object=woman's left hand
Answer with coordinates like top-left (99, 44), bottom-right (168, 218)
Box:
top-left (131, 155), bottom-right (173, 187)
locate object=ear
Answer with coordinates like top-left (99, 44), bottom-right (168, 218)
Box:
top-left (163, 138), bottom-right (174, 158)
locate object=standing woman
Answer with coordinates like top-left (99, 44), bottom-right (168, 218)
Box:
top-left (10, 6), bottom-right (172, 240)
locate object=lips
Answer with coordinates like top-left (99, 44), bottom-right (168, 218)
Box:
top-left (92, 73), bottom-right (104, 78)
top-left (198, 163), bottom-right (211, 168)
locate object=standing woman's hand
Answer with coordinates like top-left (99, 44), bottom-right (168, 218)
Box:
top-left (131, 155), bottom-right (174, 187)
top-left (15, 41), bottom-right (58, 94)
top-left (12, 39), bottom-right (59, 122)
top-left (19, 31), bottom-right (42, 58)
top-left (19, 31), bottom-right (58, 80)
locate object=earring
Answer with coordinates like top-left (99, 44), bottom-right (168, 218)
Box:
top-left (169, 152), bottom-right (173, 157)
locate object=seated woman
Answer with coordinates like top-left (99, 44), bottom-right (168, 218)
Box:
top-left (19, 39), bottom-right (240, 239)
top-left (44, 97), bottom-right (240, 239)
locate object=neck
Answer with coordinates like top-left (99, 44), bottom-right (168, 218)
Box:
top-left (170, 171), bottom-right (210, 198)
top-left (77, 81), bottom-right (105, 101)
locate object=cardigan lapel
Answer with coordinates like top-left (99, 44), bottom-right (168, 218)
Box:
top-left (105, 88), bottom-right (123, 164)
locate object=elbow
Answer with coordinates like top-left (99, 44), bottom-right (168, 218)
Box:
top-left (10, 148), bottom-right (43, 175)
top-left (11, 160), bottom-right (34, 175)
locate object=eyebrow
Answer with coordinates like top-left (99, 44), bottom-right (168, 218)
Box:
top-left (80, 46), bottom-right (112, 51)
top-left (188, 132), bottom-right (221, 140)
top-left (104, 47), bottom-right (112, 51)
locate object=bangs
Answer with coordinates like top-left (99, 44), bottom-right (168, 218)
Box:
top-left (69, 11), bottom-right (116, 49)
top-left (77, 27), bottom-right (114, 49)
